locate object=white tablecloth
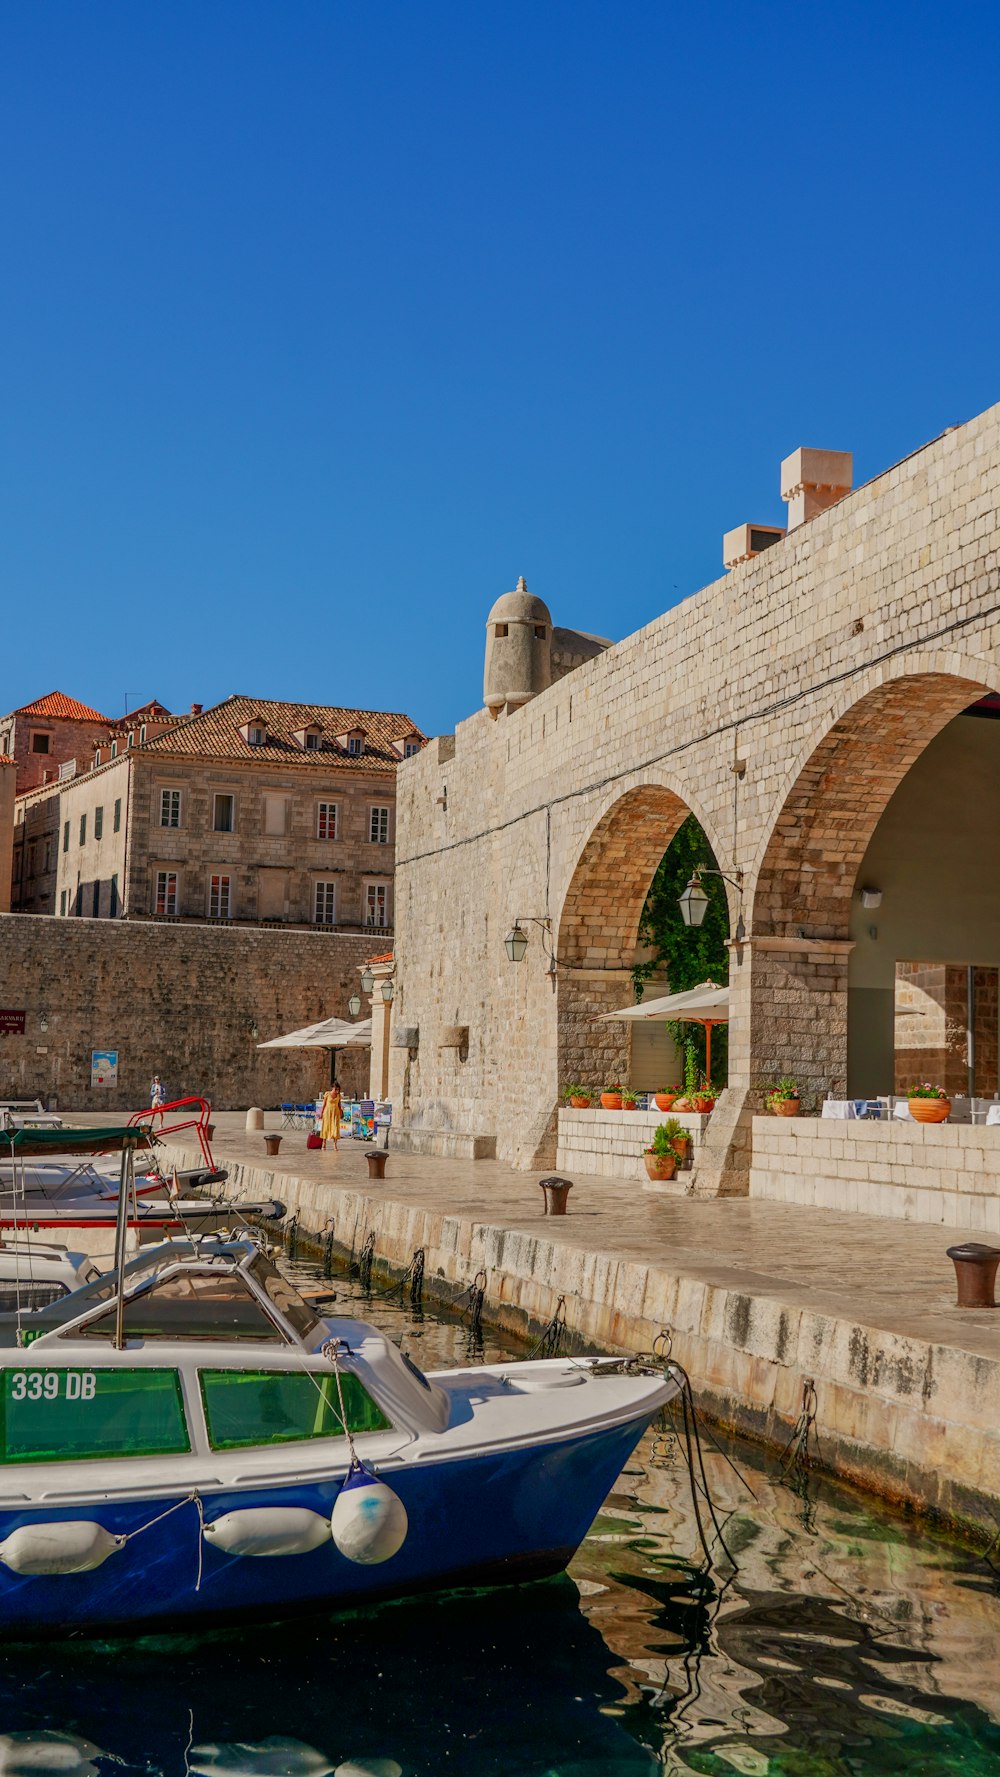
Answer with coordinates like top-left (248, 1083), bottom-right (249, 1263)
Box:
top-left (987, 1105), bottom-right (1000, 1126)
top-left (821, 1100), bottom-right (884, 1120)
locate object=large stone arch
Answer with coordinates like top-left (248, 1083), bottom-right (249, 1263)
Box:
top-left (739, 660), bottom-right (998, 1108)
top-left (554, 780), bottom-right (728, 1090)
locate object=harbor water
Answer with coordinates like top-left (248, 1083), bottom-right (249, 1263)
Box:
top-left (1, 1252), bottom-right (998, 1776)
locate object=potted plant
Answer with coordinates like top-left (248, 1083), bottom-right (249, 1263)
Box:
top-left (692, 1080), bottom-right (717, 1115)
top-left (659, 1115), bottom-right (690, 1164)
top-left (600, 1081), bottom-right (624, 1110)
top-left (643, 1123), bottom-right (679, 1181)
top-left (562, 1083), bottom-right (592, 1109)
top-left (654, 1089), bottom-right (678, 1112)
top-left (907, 1083), bottom-right (951, 1124)
top-left (765, 1077), bottom-right (801, 1117)
top-left (622, 1090), bottom-right (640, 1111)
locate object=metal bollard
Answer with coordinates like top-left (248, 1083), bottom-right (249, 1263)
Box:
top-left (946, 1242), bottom-right (1000, 1308)
top-left (539, 1175), bottom-right (573, 1216)
top-left (366, 1150), bottom-right (388, 1181)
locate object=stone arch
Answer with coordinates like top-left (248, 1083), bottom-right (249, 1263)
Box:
top-left (741, 662), bottom-right (998, 1108)
top-left (751, 661), bottom-right (997, 940)
top-left (555, 780), bottom-right (728, 1089)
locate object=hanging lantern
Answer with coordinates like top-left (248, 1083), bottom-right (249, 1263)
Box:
top-left (347, 993), bottom-right (362, 1018)
top-left (380, 979), bottom-right (395, 1003)
top-left (504, 922), bottom-right (529, 963)
top-left (360, 966), bottom-right (374, 994)
top-left (678, 874), bottom-right (710, 928)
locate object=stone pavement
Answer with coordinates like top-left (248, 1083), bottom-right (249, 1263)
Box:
top-left (201, 1111), bottom-right (1000, 1363)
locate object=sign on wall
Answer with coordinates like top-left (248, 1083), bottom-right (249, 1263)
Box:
top-left (0, 1011), bottom-right (26, 1035)
top-left (90, 1050), bottom-right (119, 1088)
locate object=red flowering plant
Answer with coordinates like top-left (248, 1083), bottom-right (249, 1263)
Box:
top-left (907, 1082), bottom-right (949, 1099)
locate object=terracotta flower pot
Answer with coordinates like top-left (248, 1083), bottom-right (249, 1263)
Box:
top-left (569, 1095), bottom-right (591, 1109)
top-left (644, 1153), bottom-right (677, 1181)
top-left (771, 1098), bottom-right (800, 1117)
top-left (693, 1096), bottom-right (716, 1114)
top-left (654, 1093), bottom-right (677, 1112)
top-left (622, 1101), bottom-right (640, 1112)
top-left (672, 1135), bottom-right (691, 1161)
top-left (908, 1097), bottom-right (951, 1124)
top-left (600, 1093), bottom-right (623, 1110)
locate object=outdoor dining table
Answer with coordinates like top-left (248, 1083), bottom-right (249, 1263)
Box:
top-left (821, 1099), bottom-right (885, 1119)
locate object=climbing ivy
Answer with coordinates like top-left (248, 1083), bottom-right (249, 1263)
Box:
top-left (631, 815), bottom-right (730, 1087)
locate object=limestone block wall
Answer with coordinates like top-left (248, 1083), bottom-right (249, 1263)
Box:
top-left (0, 914), bottom-right (373, 1110)
top-left (556, 1106), bottom-right (709, 1181)
top-left (392, 401), bottom-right (1000, 1187)
top-left (749, 1115), bottom-right (1000, 1229)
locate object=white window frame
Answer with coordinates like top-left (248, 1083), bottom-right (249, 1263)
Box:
top-left (159, 788), bottom-right (181, 828)
top-left (404, 740), bottom-right (420, 757)
top-left (155, 870), bottom-right (179, 916)
top-left (316, 801), bottom-right (338, 841)
top-left (213, 792), bottom-right (236, 833)
top-left (346, 735), bottom-right (364, 757)
top-left (314, 880), bottom-right (337, 926)
top-left (208, 873), bottom-right (232, 919)
top-left (369, 805), bottom-right (390, 845)
top-left (364, 881), bottom-right (389, 928)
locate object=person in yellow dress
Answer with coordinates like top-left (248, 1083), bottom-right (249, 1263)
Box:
top-left (319, 1082), bottom-right (342, 1151)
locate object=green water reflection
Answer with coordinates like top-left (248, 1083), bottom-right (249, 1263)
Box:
top-left (0, 1256), bottom-right (997, 1776)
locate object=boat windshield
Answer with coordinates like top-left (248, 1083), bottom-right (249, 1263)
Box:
top-left (248, 1254), bottom-right (322, 1341)
top-left (67, 1271), bottom-right (286, 1343)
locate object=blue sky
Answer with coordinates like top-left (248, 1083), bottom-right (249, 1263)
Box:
top-left (2, 2), bottom-right (997, 736)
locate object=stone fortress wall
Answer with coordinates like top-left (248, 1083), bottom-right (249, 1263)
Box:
top-left (0, 914), bottom-right (373, 1110)
top-left (389, 402), bottom-right (1000, 1193)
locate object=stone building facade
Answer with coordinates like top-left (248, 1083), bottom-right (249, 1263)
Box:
top-left (0, 691), bottom-right (110, 796)
top-left (11, 695), bottom-right (424, 932)
top-left (389, 403), bottom-right (1000, 1194)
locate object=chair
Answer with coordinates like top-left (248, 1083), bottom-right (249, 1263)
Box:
top-left (280, 1103), bottom-right (295, 1129)
top-left (294, 1102), bottom-right (314, 1128)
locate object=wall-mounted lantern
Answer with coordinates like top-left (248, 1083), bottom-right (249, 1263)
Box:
top-left (678, 867), bottom-right (746, 941)
top-left (380, 979), bottom-right (395, 1003)
top-left (360, 966), bottom-right (375, 995)
top-left (348, 993), bottom-right (362, 1018)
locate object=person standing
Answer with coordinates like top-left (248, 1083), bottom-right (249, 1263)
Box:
top-left (150, 1074), bottom-right (167, 1125)
top-left (319, 1082), bottom-right (342, 1151)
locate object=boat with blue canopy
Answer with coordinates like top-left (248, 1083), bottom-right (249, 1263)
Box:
top-left (0, 1227), bottom-right (678, 1636)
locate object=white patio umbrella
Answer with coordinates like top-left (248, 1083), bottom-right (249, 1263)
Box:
top-left (257, 1016), bottom-right (372, 1085)
top-left (596, 981), bottom-right (729, 1081)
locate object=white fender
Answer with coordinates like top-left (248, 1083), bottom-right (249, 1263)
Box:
top-left (203, 1507), bottom-right (331, 1558)
top-left (0, 1732), bottom-right (103, 1776)
top-left (190, 1740), bottom-right (335, 1777)
top-left (330, 1466), bottom-right (407, 1566)
top-left (335, 1762), bottom-right (403, 1777)
top-left (0, 1521), bottom-right (124, 1576)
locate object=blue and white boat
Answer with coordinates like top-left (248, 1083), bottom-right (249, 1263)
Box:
top-left (0, 1234), bottom-right (677, 1637)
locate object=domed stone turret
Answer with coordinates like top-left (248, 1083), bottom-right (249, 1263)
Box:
top-left (483, 577), bottom-right (553, 717)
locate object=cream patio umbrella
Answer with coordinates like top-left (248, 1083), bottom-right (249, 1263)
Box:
top-left (596, 981), bottom-right (729, 1083)
top-left (257, 1016), bottom-right (372, 1084)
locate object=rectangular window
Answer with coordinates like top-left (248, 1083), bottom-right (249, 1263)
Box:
top-left (305, 732), bottom-right (321, 750)
top-left (369, 806), bottom-right (390, 845)
top-left (59, 890), bottom-right (67, 917)
top-left (1, 1367), bottom-right (189, 1464)
top-left (404, 740), bottom-right (420, 757)
top-left (347, 735), bottom-right (363, 757)
top-left (155, 871), bottom-right (178, 916)
top-left (62, 821), bottom-right (69, 853)
top-left (263, 794), bottom-right (289, 837)
top-left (113, 798), bottom-right (122, 833)
top-left (110, 874), bottom-right (119, 918)
top-left (159, 789), bottom-right (181, 828)
top-left (79, 814), bottom-right (86, 846)
top-left (316, 801), bottom-right (338, 841)
top-left (213, 793), bottom-right (235, 833)
top-left (27, 842), bottom-right (36, 878)
top-left (30, 732), bottom-right (50, 754)
top-left (365, 883), bottom-right (388, 928)
top-left (75, 884), bottom-right (83, 917)
top-left (94, 806), bottom-right (103, 841)
top-left (314, 880), bottom-right (337, 926)
top-left (92, 882), bottom-right (100, 917)
top-left (209, 874), bottom-right (232, 919)
top-left (200, 1368), bottom-right (389, 1452)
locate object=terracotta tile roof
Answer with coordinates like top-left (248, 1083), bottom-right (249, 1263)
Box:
top-left (139, 695), bottom-right (427, 771)
top-left (365, 951), bottom-right (395, 964)
top-left (0, 754), bottom-right (14, 766)
top-left (14, 691), bottom-right (109, 722)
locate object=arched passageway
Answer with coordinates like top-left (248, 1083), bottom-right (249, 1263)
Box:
top-left (746, 670), bottom-right (997, 1105)
top-left (555, 783), bottom-right (727, 1092)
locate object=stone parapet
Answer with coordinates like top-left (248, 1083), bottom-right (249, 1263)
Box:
top-left (556, 1106), bottom-right (709, 1181)
top-left (749, 1115), bottom-right (1000, 1229)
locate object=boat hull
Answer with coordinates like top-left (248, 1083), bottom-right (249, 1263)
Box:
top-left (0, 1411), bottom-right (654, 1638)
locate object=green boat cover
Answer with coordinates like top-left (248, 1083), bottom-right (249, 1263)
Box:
top-left (0, 1125), bottom-right (155, 1157)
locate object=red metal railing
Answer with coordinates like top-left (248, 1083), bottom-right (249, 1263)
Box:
top-left (126, 1096), bottom-right (215, 1167)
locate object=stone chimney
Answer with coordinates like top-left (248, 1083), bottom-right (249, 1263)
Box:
top-left (723, 523), bottom-right (786, 570)
top-left (780, 447), bottom-right (853, 529)
top-left (190, 703), bottom-right (203, 715)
